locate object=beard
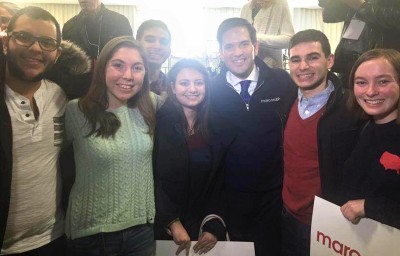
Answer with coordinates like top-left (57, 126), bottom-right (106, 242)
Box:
top-left (6, 50), bottom-right (54, 83)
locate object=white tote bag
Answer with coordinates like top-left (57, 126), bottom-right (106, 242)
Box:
top-left (155, 214), bottom-right (255, 256)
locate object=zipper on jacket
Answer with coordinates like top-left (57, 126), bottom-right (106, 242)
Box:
top-left (226, 80), bottom-right (264, 111)
top-left (225, 82), bottom-right (249, 111)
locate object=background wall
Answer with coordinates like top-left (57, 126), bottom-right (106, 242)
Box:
top-left (12, 0), bottom-right (343, 71)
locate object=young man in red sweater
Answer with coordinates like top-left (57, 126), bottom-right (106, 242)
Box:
top-left (280, 29), bottom-right (361, 256)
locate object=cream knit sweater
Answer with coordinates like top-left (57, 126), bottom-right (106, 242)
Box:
top-left (64, 99), bottom-right (155, 239)
top-left (241, 0), bottom-right (295, 69)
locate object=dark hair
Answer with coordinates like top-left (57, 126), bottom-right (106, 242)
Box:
top-left (289, 29), bottom-right (331, 57)
top-left (79, 36), bottom-right (156, 138)
top-left (0, 2), bottom-right (20, 15)
top-left (166, 58), bottom-right (210, 139)
top-left (216, 17), bottom-right (257, 48)
top-left (136, 19), bottom-right (171, 41)
top-left (7, 6), bottom-right (61, 46)
top-left (347, 48), bottom-right (400, 124)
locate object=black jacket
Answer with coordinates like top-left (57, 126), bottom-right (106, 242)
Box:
top-left (319, 0), bottom-right (400, 75)
top-left (210, 58), bottom-right (295, 256)
top-left (210, 57), bottom-right (296, 193)
top-left (62, 3), bottom-right (132, 99)
top-left (62, 3), bottom-right (132, 60)
top-left (341, 120), bottom-right (400, 229)
top-left (0, 91), bottom-right (12, 249)
top-left (279, 72), bottom-right (362, 205)
top-left (153, 99), bottom-right (236, 240)
top-left (0, 41), bottom-right (90, 248)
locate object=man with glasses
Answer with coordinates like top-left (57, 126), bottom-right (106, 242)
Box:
top-left (0, 6), bottom-right (67, 255)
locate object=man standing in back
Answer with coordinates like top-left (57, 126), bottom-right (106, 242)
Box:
top-left (136, 19), bottom-right (171, 96)
top-left (62, 0), bottom-right (132, 98)
top-left (0, 6), bottom-right (66, 255)
top-left (210, 17), bottom-right (295, 256)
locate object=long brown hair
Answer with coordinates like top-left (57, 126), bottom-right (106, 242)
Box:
top-left (166, 58), bottom-right (210, 139)
top-left (79, 36), bottom-right (156, 138)
top-left (347, 48), bottom-right (400, 124)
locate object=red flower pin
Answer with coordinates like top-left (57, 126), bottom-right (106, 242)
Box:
top-left (380, 151), bottom-right (400, 174)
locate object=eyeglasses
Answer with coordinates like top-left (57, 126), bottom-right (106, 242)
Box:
top-left (7, 31), bottom-right (59, 52)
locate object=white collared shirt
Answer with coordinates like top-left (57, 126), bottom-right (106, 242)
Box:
top-left (226, 66), bottom-right (259, 96)
top-left (298, 80), bottom-right (334, 120)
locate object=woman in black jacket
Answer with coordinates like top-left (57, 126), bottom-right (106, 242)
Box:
top-left (340, 49), bottom-right (400, 229)
top-left (153, 59), bottom-right (235, 255)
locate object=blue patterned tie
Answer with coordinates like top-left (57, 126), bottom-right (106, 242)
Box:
top-left (240, 80), bottom-right (251, 104)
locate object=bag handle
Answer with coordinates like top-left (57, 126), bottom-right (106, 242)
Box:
top-left (199, 214), bottom-right (230, 241)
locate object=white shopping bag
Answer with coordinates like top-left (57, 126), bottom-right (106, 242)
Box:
top-left (155, 240), bottom-right (255, 256)
top-left (310, 196), bottom-right (400, 256)
top-left (156, 214), bottom-right (254, 255)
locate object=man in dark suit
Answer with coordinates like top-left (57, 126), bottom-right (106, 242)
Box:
top-left (210, 17), bottom-right (295, 256)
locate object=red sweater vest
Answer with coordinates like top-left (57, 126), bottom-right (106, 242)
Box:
top-left (283, 99), bottom-right (325, 225)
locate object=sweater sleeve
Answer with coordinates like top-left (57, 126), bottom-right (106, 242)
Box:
top-left (256, 1), bottom-right (294, 49)
top-left (154, 176), bottom-right (182, 229)
top-left (65, 99), bottom-right (78, 143)
top-left (365, 196), bottom-right (400, 229)
top-left (202, 219), bottom-right (227, 241)
top-left (65, 99), bottom-right (88, 143)
top-left (240, 3), bottom-right (251, 20)
top-left (201, 161), bottom-right (227, 240)
top-left (201, 113), bottom-right (237, 240)
top-left (153, 119), bottom-right (186, 229)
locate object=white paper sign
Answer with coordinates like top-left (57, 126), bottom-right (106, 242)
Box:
top-left (156, 240), bottom-right (255, 256)
top-left (311, 196), bottom-right (400, 256)
top-left (342, 19), bottom-right (365, 40)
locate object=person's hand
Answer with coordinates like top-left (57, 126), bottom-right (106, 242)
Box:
top-left (170, 221), bottom-right (191, 256)
top-left (341, 199), bottom-right (366, 224)
top-left (193, 232), bottom-right (217, 255)
top-left (341, 0), bottom-right (366, 10)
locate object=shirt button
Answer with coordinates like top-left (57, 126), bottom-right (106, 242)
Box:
top-left (25, 113), bottom-right (30, 117)
top-left (21, 101), bottom-right (25, 104)
top-left (305, 110), bottom-right (310, 115)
